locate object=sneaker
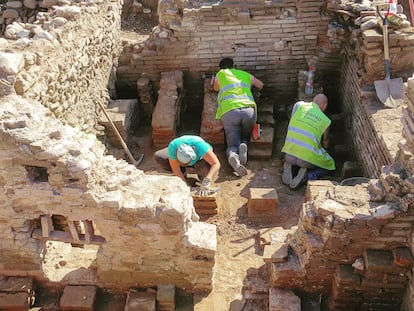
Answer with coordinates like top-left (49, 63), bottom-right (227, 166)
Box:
top-left (290, 167), bottom-right (307, 189)
top-left (282, 162), bottom-right (293, 185)
top-left (228, 155), bottom-right (248, 177)
top-left (239, 143), bottom-right (248, 165)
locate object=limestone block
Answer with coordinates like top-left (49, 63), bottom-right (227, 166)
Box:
top-left (305, 179), bottom-right (338, 202)
top-left (263, 242), bottom-right (288, 263)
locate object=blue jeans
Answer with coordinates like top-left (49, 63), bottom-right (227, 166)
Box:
top-left (221, 107), bottom-right (256, 157)
top-left (306, 168), bottom-right (330, 181)
top-left (285, 153), bottom-right (331, 181)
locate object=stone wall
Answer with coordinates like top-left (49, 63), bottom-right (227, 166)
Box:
top-left (0, 0), bottom-right (122, 134)
top-left (337, 7), bottom-right (413, 178)
top-left (0, 94), bottom-right (216, 292)
top-left (0, 0), bottom-right (217, 293)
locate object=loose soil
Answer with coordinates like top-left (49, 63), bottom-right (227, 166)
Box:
top-left (32, 17), bottom-right (314, 310)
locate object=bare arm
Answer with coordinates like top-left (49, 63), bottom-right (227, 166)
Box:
top-left (168, 158), bottom-right (186, 182)
top-left (202, 149), bottom-right (221, 182)
top-left (322, 128), bottom-right (329, 149)
top-left (213, 76), bottom-right (220, 92)
top-left (252, 76), bottom-right (264, 90)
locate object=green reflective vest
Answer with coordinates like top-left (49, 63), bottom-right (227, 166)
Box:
top-left (282, 101), bottom-right (335, 170)
top-left (215, 68), bottom-right (256, 119)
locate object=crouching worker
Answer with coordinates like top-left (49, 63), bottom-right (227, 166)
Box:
top-left (154, 135), bottom-right (221, 196)
top-left (281, 93), bottom-right (335, 190)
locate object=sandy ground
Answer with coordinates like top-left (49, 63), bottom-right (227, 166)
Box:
top-left (35, 117), bottom-right (306, 310)
top-left (129, 120), bottom-right (306, 310)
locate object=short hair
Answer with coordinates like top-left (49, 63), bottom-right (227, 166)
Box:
top-left (219, 57), bottom-right (234, 69)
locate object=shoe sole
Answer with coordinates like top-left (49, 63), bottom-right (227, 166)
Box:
top-left (229, 156), bottom-right (248, 177)
top-left (290, 167), bottom-right (307, 189)
top-left (282, 162), bottom-right (292, 185)
top-left (239, 143), bottom-right (248, 165)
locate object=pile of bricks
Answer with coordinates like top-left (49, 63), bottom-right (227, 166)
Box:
top-left (191, 190), bottom-right (220, 219)
top-left (329, 248), bottom-right (413, 310)
top-left (267, 180), bottom-right (414, 307)
top-left (151, 71), bottom-right (184, 148)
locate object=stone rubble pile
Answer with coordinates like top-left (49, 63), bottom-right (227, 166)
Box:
top-left (269, 180), bottom-right (414, 309)
top-left (0, 0), bottom-right (101, 49)
top-left (326, 0), bottom-right (414, 84)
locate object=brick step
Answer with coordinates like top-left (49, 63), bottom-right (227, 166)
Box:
top-left (249, 124), bottom-right (274, 160)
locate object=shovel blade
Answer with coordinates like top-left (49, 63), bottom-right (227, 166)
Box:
top-left (374, 77), bottom-right (404, 108)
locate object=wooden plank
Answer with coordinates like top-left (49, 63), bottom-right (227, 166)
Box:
top-left (83, 220), bottom-right (94, 244)
top-left (32, 229), bottom-right (105, 245)
top-left (40, 215), bottom-right (53, 237)
top-left (67, 221), bottom-right (80, 242)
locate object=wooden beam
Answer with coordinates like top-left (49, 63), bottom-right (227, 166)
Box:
top-left (32, 229), bottom-right (105, 245)
top-left (40, 215), bottom-right (53, 237)
top-left (83, 220), bottom-right (94, 244)
top-left (67, 221), bottom-right (80, 242)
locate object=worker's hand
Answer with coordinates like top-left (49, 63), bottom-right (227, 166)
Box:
top-left (253, 89), bottom-right (261, 100)
top-left (195, 178), bottom-right (219, 196)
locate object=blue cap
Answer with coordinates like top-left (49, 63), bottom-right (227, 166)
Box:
top-left (177, 143), bottom-right (196, 164)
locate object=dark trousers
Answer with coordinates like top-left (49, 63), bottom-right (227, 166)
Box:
top-left (221, 107), bottom-right (256, 157)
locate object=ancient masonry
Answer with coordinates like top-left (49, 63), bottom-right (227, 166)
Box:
top-left (1, 0), bottom-right (414, 309)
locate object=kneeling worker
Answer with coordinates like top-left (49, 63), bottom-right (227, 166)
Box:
top-left (154, 135), bottom-right (221, 196)
top-left (281, 93), bottom-right (335, 189)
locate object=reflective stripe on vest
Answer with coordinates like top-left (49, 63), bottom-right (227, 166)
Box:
top-left (216, 69), bottom-right (255, 119)
top-left (282, 102), bottom-right (335, 170)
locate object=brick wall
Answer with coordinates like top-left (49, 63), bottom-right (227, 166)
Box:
top-left (116, 0), bottom-right (341, 101)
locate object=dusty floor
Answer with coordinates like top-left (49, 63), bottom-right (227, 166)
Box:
top-left (31, 16), bottom-right (345, 310)
top-left (33, 114), bottom-right (309, 310)
top-left (130, 117), bottom-right (308, 311)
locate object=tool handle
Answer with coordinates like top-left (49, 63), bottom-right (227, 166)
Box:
top-left (378, 6), bottom-right (391, 80)
top-left (97, 101), bottom-right (137, 164)
top-left (409, 0), bottom-right (414, 26)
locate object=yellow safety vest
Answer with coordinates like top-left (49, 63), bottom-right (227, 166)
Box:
top-left (215, 68), bottom-right (256, 119)
top-left (282, 101), bottom-right (335, 170)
